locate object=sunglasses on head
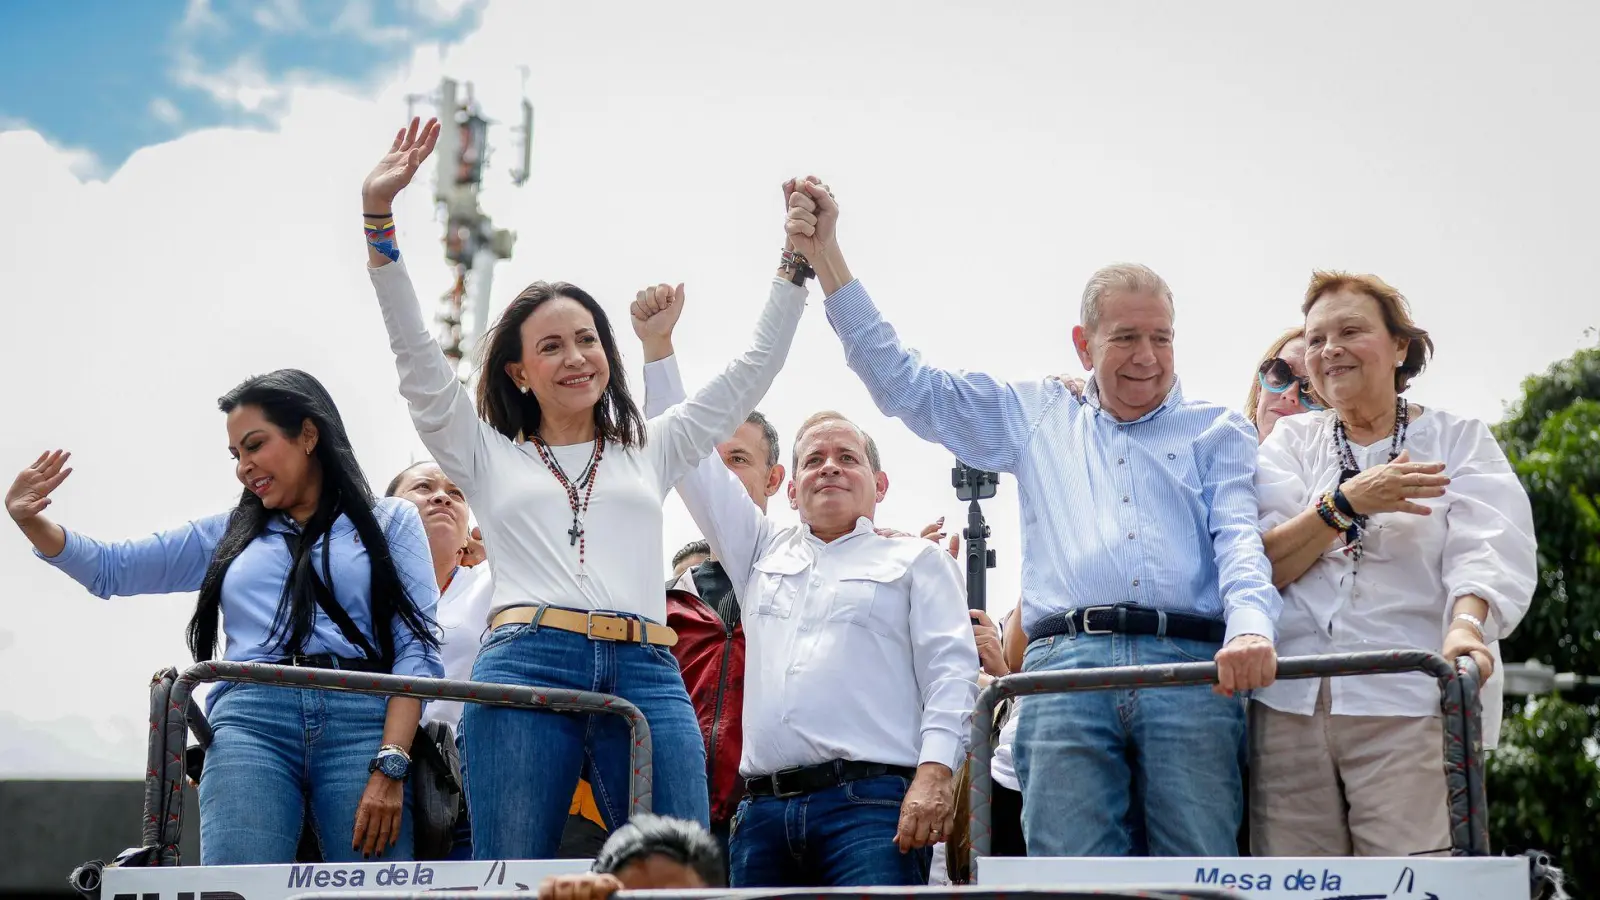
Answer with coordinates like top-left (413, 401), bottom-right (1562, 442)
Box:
top-left (1258, 357), bottom-right (1324, 411)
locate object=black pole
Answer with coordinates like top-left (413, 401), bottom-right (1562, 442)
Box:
top-left (951, 462), bottom-right (999, 611)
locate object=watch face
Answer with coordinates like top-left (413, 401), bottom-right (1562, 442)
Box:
top-left (377, 754), bottom-right (409, 780)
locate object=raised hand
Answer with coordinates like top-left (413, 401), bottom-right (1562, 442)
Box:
top-left (362, 117), bottom-right (441, 207)
top-left (782, 175), bottom-right (837, 260)
top-left (630, 283), bottom-right (686, 342)
top-left (1339, 449), bottom-right (1450, 517)
top-left (7, 450), bottom-right (72, 525)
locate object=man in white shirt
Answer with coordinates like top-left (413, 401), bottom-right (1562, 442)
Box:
top-left (663, 400), bottom-right (979, 886)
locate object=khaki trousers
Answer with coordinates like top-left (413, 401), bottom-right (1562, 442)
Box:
top-left (1249, 678), bottom-right (1452, 857)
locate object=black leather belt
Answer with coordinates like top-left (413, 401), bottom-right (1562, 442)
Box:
top-left (745, 760), bottom-right (916, 799)
top-left (1029, 604), bottom-right (1225, 644)
top-left (272, 653), bottom-right (386, 672)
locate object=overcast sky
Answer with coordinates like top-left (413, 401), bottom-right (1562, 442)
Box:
top-left (2, 0), bottom-right (1596, 777)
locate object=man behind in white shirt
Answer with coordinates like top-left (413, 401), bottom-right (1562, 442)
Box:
top-left (651, 379), bottom-right (978, 884)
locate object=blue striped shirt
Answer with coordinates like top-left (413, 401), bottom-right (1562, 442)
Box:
top-left (825, 280), bottom-right (1280, 643)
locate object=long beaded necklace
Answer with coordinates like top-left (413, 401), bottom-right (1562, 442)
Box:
top-left (1331, 397), bottom-right (1408, 560)
top-left (530, 434), bottom-right (604, 577)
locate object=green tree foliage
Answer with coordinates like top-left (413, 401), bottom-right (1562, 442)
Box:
top-left (1492, 345), bottom-right (1600, 675)
top-left (1488, 341), bottom-right (1600, 892)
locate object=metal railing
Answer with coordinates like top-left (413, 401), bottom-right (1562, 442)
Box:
top-left (138, 660), bottom-right (657, 865)
top-left (964, 649), bottom-right (1487, 869)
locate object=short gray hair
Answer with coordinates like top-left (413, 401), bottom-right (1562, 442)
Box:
top-left (791, 410), bottom-right (882, 473)
top-left (592, 814), bottom-right (725, 886)
top-left (744, 410), bottom-right (780, 468)
top-left (1080, 263), bottom-right (1175, 333)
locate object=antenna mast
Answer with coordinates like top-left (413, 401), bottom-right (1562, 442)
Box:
top-left (410, 75), bottom-right (535, 382)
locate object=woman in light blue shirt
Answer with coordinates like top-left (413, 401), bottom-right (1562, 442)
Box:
top-left (5, 369), bottom-right (443, 864)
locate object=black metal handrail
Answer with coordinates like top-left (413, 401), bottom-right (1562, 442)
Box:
top-left (964, 649), bottom-right (1487, 868)
top-left (145, 660), bottom-right (656, 865)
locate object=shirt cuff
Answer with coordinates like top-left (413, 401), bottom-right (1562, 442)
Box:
top-left (821, 279), bottom-right (874, 329)
top-left (34, 527), bottom-right (90, 567)
top-left (1223, 607), bottom-right (1276, 645)
top-left (918, 730), bottom-right (963, 772)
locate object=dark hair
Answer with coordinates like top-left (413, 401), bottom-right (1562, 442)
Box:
top-left (592, 814), bottom-right (725, 887)
top-left (384, 460), bottom-right (434, 498)
top-left (187, 369), bottom-right (440, 666)
top-left (474, 282), bottom-right (645, 448)
top-left (744, 410), bottom-right (780, 468)
top-left (671, 539), bottom-right (711, 570)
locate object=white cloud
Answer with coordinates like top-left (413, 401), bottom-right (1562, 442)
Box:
top-left (251, 0), bottom-right (310, 32)
top-left (331, 0), bottom-right (418, 45)
top-left (171, 49), bottom-right (289, 115)
top-left (179, 0), bottom-right (225, 35)
top-left (149, 97), bottom-right (183, 125)
top-left (3, 0), bottom-right (1597, 780)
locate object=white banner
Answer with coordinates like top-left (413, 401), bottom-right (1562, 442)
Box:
top-left (101, 859), bottom-right (591, 900)
top-left (977, 856), bottom-right (1529, 899)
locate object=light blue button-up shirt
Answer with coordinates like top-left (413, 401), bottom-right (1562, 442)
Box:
top-left (825, 280), bottom-right (1280, 643)
top-left (40, 496), bottom-right (443, 703)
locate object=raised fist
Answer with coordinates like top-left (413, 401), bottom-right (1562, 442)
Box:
top-left (782, 175), bottom-right (837, 261)
top-left (630, 283), bottom-right (686, 342)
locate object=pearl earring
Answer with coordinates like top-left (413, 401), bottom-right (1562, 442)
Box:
top-left (519, 384), bottom-right (529, 394)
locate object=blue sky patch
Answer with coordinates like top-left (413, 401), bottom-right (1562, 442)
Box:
top-left (0, 0), bottom-right (483, 174)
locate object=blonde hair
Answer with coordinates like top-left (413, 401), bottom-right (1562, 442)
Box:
top-left (1244, 326), bottom-right (1307, 426)
top-left (1303, 271), bottom-right (1434, 392)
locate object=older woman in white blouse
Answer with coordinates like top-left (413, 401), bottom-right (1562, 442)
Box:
top-left (1251, 271), bottom-right (1536, 857)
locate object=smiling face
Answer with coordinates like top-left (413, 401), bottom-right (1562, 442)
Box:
top-left (1255, 336), bottom-right (1312, 441)
top-left (504, 296), bottom-right (611, 432)
top-left (1073, 289), bottom-right (1176, 421)
top-left (391, 463), bottom-right (470, 566)
top-left (226, 404), bottom-right (320, 518)
top-left (787, 418), bottom-right (887, 538)
top-left (1304, 288), bottom-right (1408, 413)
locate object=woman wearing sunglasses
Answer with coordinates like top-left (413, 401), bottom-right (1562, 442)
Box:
top-left (1248, 272), bottom-right (1535, 857)
top-left (1246, 327), bottom-right (1322, 442)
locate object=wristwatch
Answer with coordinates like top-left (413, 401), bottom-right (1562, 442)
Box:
top-left (369, 746), bottom-right (411, 781)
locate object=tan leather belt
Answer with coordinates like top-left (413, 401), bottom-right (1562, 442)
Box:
top-left (489, 605), bottom-right (677, 648)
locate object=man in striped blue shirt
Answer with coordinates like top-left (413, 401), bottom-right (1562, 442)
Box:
top-left (780, 177), bottom-right (1281, 857)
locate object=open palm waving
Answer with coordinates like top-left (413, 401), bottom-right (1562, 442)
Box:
top-left (6, 450), bottom-right (72, 525)
top-left (362, 117), bottom-right (441, 208)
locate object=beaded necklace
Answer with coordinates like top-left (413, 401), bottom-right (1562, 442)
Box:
top-left (1331, 397), bottom-right (1408, 560)
top-left (530, 435), bottom-right (604, 576)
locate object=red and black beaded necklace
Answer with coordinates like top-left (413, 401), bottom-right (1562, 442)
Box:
top-left (530, 434), bottom-right (604, 574)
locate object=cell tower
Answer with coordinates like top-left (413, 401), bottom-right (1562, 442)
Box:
top-left (410, 75), bottom-right (534, 382)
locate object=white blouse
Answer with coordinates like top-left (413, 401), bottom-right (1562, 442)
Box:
top-left (1254, 406), bottom-right (1536, 747)
top-left (370, 259), bottom-right (807, 625)
top-left (422, 561), bottom-right (496, 731)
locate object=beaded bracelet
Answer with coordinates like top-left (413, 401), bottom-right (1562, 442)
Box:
top-left (1315, 491), bottom-right (1354, 533)
top-left (779, 249), bottom-right (815, 287)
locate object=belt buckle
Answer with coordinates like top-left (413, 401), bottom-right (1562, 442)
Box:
top-left (770, 766), bottom-right (806, 800)
top-left (1080, 606), bottom-right (1115, 635)
top-left (585, 611), bottom-right (627, 642)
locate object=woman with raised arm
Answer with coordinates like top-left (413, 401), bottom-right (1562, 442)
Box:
top-left (6, 370), bottom-right (442, 864)
top-left (359, 118), bottom-right (811, 859)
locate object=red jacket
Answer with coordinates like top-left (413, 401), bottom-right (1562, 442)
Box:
top-left (666, 587), bottom-right (745, 824)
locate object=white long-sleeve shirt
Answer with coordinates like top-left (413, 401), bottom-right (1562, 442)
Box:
top-left (643, 355), bottom-right (979, 776)
top-left (422, 561), bottom-right (496, 731)
top-left (370, 259), bottom-right (807, 624)
top-left (1255, 406), bottom-right (1536, 747)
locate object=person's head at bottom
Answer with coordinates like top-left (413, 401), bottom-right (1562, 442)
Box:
top-left (538, 815), bottom-right (725, 900)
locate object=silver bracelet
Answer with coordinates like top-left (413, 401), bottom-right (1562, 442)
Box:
top-left (1452, 612), bottom-right (1485, 637)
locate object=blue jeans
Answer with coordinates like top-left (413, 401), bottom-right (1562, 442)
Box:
top-left (199, 684), bottom-right (412, 864)
top-left (1014, 631), bottom-right (1245, 857)
top-left (445, 732), bottom-right (474, 860)
top-left (729, 774), bottom-right (932, 887)
top-left (462, 617), bottom-right (709, 860)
